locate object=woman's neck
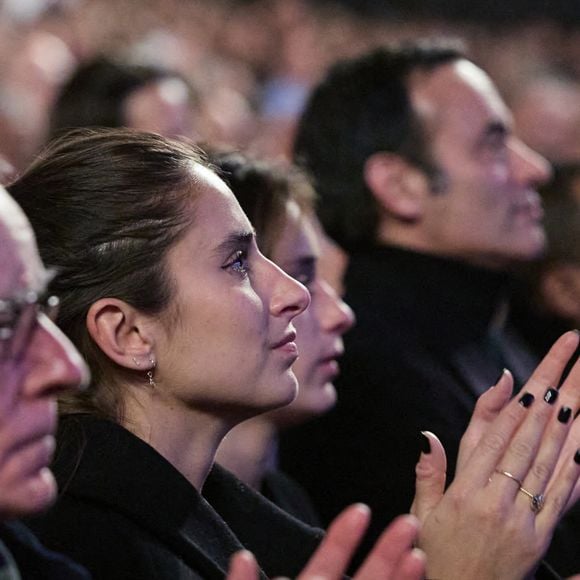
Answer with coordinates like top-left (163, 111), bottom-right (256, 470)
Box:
top-left (215, 417), bottom-right (278, 490)
top-left (120, 388), bottom-right (229, 491)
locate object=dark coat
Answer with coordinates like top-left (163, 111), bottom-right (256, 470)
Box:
top-left (26, 415), bottom-right (324, 580)
top-left (280, 246), bottom-right (539, 565)
top-left (261, 469), bottom-right (321, 528)
top-left (0, 521), bottom-right (90, 579)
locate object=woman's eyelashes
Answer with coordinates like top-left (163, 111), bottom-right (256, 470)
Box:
top-left (224, 249), bottom-right (251, 278)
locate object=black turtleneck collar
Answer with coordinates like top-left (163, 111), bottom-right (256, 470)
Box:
top-left (345, 245), bottom-right (513, 347)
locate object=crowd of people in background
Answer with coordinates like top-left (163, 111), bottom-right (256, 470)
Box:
top-left (0, 0), bottom-right (579, 171)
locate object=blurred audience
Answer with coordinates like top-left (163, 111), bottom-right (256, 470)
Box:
top-left (510, 73), bottom-right (580, 164)
top-left (511, 164), bottom-right (580, 359)
top-left (0, 0), bottom-right (578, 170)
top-left (49, 56), bottom-right (201, 140)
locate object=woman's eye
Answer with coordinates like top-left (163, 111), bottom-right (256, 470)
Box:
top-left (225, 250), bottom-right (250, 277)
top-left (480, 134), bottom-right (508, 160)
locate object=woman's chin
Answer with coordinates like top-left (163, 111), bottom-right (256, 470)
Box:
top-left (274, 373), bottom-right (300, 408)
top-left (302, 383), bottom-right (337, 417)
top-left (270, 382), bottom-right (337, 428)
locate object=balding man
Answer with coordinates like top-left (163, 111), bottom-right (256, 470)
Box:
top-left (0, 185), bottom-right (90, 578)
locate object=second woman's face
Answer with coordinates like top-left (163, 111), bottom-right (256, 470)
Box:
top-left (154, 167), bottom-right (310, 421)
top-left (270, 203), bottom-right (355, 426)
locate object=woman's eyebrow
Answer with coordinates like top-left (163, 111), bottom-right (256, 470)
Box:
top-left (212, 231), bottom-right (255, 257)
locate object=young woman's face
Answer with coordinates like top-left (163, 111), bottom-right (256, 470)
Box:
top-left (154, 167), bottom-right (310, 421)
top-left (270, 202), bottom-right (355, 426)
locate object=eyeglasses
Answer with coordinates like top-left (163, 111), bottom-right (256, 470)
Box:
top-left (0, 291), bottom-right (60, 361)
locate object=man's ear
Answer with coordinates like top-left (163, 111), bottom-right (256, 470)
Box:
top-left (540, 265), bottom-right (580, 322)
top-left (86, 298), bottom-right (155, 371)
top-left (363, 152), bottom-right (429, 221)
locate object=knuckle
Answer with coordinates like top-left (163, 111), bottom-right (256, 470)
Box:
top-left (543, 426), bottom-right (564, 448)
top-left (481, 431), bottom-right (507, 454)
top-left (530, 461), bottom-right (552, 481)
top-left (445, 487), bottom-right (467, 512)
top-left (509, 439), bottom-right (534, 460)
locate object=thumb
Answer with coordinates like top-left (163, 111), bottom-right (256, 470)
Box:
top-left (411, 431), bottom-right (446, 523)
top-left (226, 551), bottom-right (259, 580)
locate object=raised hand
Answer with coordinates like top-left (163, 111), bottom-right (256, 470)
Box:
top-left (226, 504), bottom-right (425, 580)
top-left (413, 330), bottom-right (580, 580)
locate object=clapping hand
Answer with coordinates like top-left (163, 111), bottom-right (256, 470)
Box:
top-left (412, 330), bottom-right (580, 580)
top-left (227, 504), bottom-right (425, 580)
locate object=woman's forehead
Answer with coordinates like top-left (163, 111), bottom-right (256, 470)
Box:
top-left (191, 162), bottom-right (231, 195)
top-left (175, 165), bottom-right (254, 254)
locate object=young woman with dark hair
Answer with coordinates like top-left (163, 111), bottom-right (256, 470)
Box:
top-left (213, 153), bottom-right (354, 524)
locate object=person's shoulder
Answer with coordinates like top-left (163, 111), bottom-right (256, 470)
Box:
top-left (26, 498), bottom-right (195, 579)
top-left (0, 520), bottom-right (90, 580)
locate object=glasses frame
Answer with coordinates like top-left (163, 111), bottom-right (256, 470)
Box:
top-left (0, 290), bottom-right (60, 361)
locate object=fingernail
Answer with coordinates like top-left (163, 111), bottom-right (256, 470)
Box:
top-left (575, 450), bottom-right (580, 465)
top-left (519, 392), bottom-right (535, 408)
top-left (353, 503), bottom-right (371, 519)
top-left (544, 388), bottom-right (558, 405)
top-left (420, 431), bottom-right (431, 454)
top-left (493, 368), bottom-right (508, 386)
top-left (558, 406), bottom-right (572, 424)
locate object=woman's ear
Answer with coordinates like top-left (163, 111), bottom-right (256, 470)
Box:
top-left (363, 152), bottom-right (429, 221)
top-left (86, 298), bottom-right (154, 371)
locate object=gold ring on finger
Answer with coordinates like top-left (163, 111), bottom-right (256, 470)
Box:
top-left (494, 469), bottom-right (523, 486)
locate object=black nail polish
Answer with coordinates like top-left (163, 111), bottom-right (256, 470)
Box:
top-left (420, 432), bottom-right (431, 454)
top-left (544, 388), bottom-right (558, 405)
top-left (519, 392), bottom-right (535, 408)
top-left (575, 450), bottom-right (580, 465)
top-left (558, 407), bottom-right (572, 424)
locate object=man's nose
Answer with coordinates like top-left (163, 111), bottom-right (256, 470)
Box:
top-left (510, 139), bottom-right (551, 189)
top-left (24, 315), bottom-right (89, 398)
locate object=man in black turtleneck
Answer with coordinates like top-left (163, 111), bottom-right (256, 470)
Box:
top-left (278, 41), bottom-right (580, 574)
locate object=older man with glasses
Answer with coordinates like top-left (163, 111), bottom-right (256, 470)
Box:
top-left (0, 184), bottom-right (90, 579)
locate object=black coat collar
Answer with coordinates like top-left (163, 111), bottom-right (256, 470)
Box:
top-left (52, 414), bottom-right (323, 579)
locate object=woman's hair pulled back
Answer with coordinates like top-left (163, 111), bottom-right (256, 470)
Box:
top-left (210, 150), bottom-right (316, 258)
top-left (8, 128), bottom-right (209, 420)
